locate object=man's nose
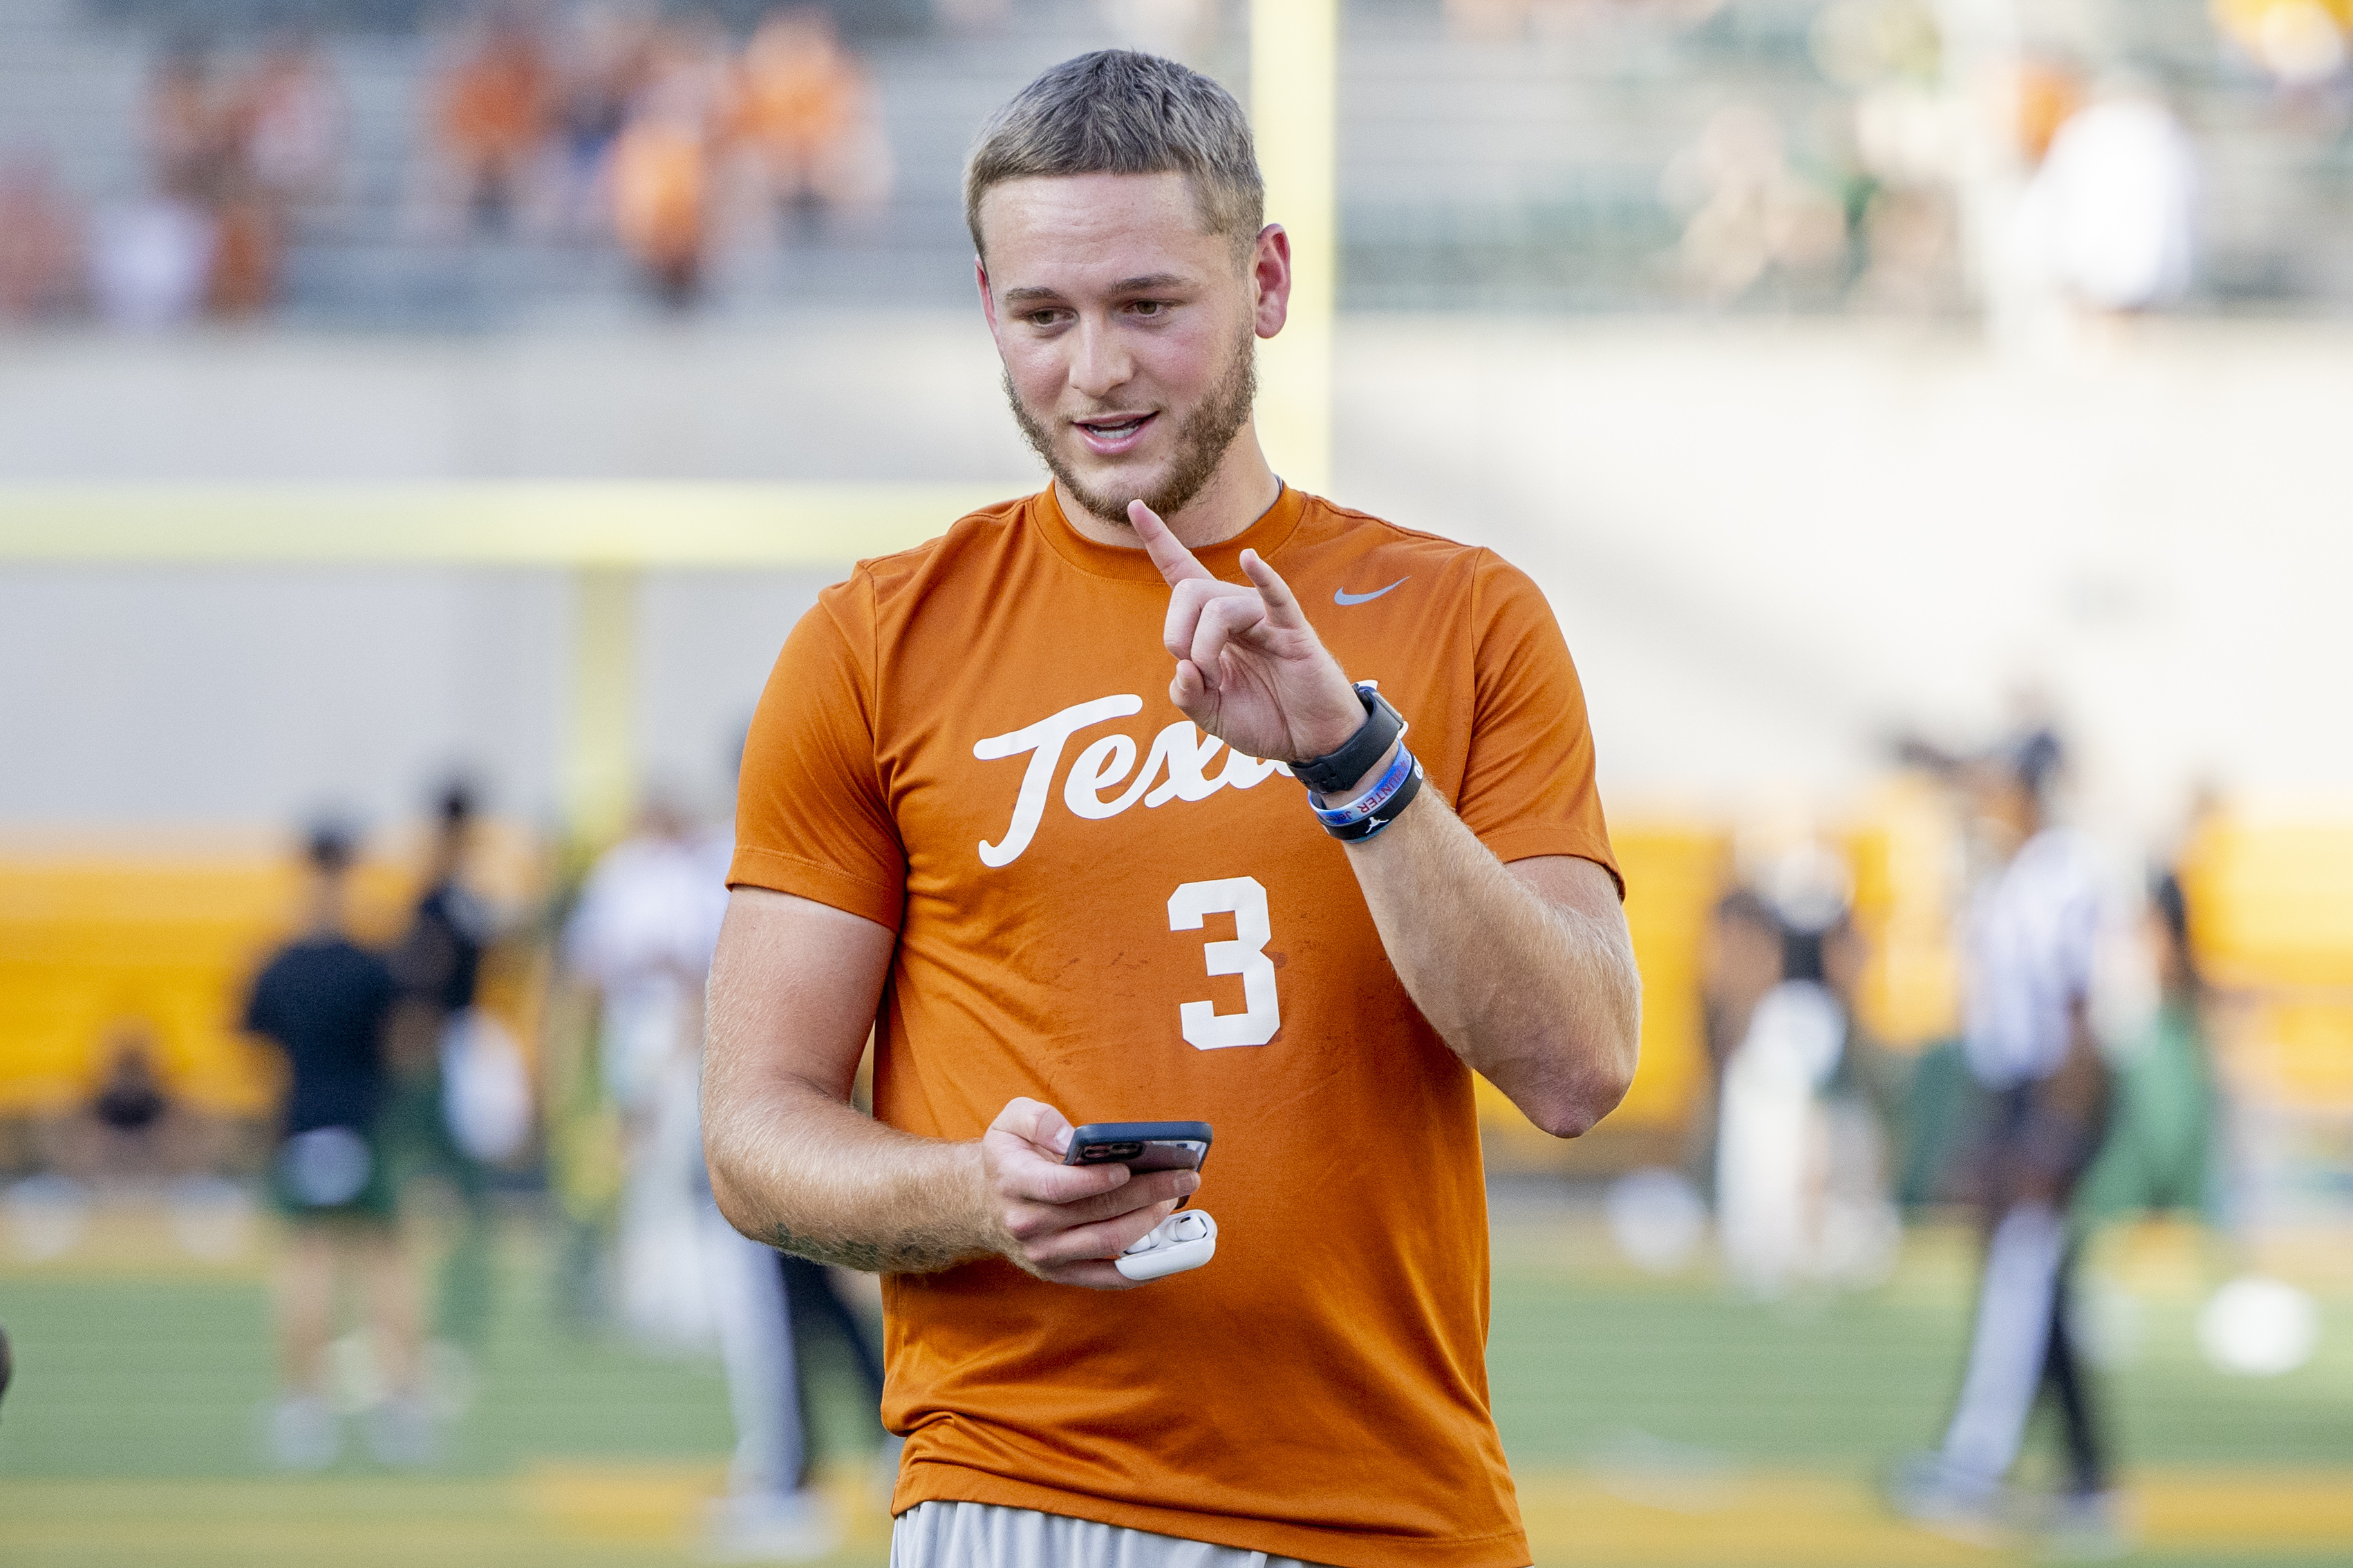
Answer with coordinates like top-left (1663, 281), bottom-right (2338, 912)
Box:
top-left (1067, 317), bottom-right (1133, 400)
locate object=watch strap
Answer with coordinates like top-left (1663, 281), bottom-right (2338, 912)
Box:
top-left (1293, 683), bottom-right (1405, 795)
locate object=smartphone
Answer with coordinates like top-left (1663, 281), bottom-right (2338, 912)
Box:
top-left (1062, 1121), bottom-right (1212, 1176)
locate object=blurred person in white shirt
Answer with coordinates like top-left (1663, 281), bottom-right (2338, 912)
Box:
top-left (1715, 851), bottom-right (1897, 1298)
top-left (564, 792), bottom-right (835, 1558)
top-left (2014, 75), bottom-right (2197, 319)
top-left (1891, 732), bottom-right (2119, 1546)
top-left (564, 795), bottom-right (731, 1346)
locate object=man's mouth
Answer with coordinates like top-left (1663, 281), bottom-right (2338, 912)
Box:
top-left (1071, 412), bottom-right (1157, 453)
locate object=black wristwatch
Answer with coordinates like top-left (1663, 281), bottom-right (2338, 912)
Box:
top-left (1292, 683), bottom-right (1405, 795)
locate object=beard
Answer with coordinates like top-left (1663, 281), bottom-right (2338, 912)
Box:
top-left (1006, 328), bottom-right (1258, 527)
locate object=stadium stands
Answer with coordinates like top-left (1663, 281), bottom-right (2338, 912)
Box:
top-left (6, 0), bottom-right (2353, 322)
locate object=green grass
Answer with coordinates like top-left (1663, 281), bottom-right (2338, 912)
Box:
top-left (0, 1270), bottom-right (740, 1480)
top-left (1, 1205), bottom-right (2349, 1567)
top-left (1487, 1264), bottom-right (2353, 1471)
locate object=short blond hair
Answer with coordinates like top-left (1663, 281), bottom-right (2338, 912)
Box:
top-left (964, 50), bottom-right (1264, 261)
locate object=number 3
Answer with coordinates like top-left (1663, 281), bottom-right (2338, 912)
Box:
top-left (1167, 877), bottom-right (1282, 1050)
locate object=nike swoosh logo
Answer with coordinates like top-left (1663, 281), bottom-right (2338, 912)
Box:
top-left (1334, 577), bottom-right (1409, 606)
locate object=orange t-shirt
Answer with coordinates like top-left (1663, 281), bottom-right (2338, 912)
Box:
top-left (731, 484), bottom-right (1616, 1568)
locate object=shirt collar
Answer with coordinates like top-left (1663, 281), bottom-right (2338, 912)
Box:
top-left (1027, 480), bottom-right (1306, 583)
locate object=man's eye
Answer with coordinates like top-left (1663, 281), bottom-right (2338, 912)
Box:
top-left (1131, 301), bottom-right (1168, 317)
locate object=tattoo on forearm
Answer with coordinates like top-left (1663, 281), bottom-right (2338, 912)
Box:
top-left (767, 1220), bottom-right (974, 1275)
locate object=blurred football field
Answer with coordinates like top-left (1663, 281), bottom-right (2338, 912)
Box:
top-left (1, 1206), bottom-right (2349, 1568)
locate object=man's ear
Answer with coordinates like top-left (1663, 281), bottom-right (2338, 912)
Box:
top-left (976, 257), bottom-right (999, 335)
top-left (1250, 224), bottom-right (1291, 341)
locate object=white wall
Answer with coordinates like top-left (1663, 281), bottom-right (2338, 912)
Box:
top-left (1334, 319), bottom-right (2353, 839)
top-left (3, 314), bottom-right (2347, 843)
top-left (0, 566), bottom-right (838, 833)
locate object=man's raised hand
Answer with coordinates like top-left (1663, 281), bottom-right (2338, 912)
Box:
top-left (1127, 500), bottom-right (1363, 766)
top-left (979, 1096), bottom-right (1198, 1290)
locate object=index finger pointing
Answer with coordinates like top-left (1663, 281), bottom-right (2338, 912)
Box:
top-left (1128, 500), bottom-right (1214, 586)
top-left (1239, 549), bottom-right (1311, 632)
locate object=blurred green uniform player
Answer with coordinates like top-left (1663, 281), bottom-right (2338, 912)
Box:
top-left (2079, 871), bottom-right (2222, 1226)
top-left (385, 785), bottom-right (499, 1354)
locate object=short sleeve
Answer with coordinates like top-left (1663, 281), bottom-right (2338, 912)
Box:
top-left (729, 578), bottom-right (910, 930)
top-left (2053, 856), bottom-right (2105, 1003)
top-left (1452, 554), bottom-right (1621, 896)
top-left (243, 961), bottom-right (284, 1044)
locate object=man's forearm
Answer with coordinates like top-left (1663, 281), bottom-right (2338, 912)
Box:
top-left (1342, 787), bottom-right (1641, 1137)
top-left (703, 1070), bottom-right (993, 1274)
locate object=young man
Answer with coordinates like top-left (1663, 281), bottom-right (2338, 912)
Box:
top-left (703, 51), bottom-right (1640, 1567)
top-left (245, 826), bottom-right (425, 1468)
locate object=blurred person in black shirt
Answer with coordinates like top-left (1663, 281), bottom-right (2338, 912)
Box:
top-left (52, 1022), bottom-right (202, 1182)
top-left (397, 784), bottom-right (491, 1020)
top-left (244, 824), bottom-right (429, 1470)
top-left (385, 782), bottom-right (502, 1361)
top-left (92, 1035), bottom-right (169, 1134)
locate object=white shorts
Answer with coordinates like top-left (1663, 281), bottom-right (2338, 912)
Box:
top-left (890, 1500), bottom-right (1336, 1568)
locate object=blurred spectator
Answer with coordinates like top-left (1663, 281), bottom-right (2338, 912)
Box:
top-left (149, 44), bottom-right (232, 205)
top-left (46, 1023), bottom-right (203, 1182)
top-left (1890, 733), bottom-right (2120, 1548)
top-left (730, 8), bottom-right (892, 237)
top-left (548, 6), bottom-right (650, 240)
top-left (241, 35), bottom-right (346, 219)
top-left (88, 1028), bottom-right (171, 1148)
top-left (122, 39), bottom-right (315, 321)
top-left (2014, 77), bottom-right (2197, 319)
top-left (146, 43), bottom-right (277, 314)
top-left (2213, 0), bottom-right (2352, 89)
top-left (2012, 57), bottom-right (2085, 167)
top-left (1844, 80), bottom-right (1965, 312)
top-left (205, 179), bottom-right (281, 317)
top-left (610, 111), bottom-right (708, 303)
top-left (610, 21), bottom-right (732, 305)
top-left (1662, 105), bottom-right (1848, 304)
top-left (243, 825), bottom-right (430, 1471)
top-left (0, 155), bottom-right (86, 321)
top-left (430, 12), bottom-right (553, 235)
top-left (212, 38), bottom-right (347, 314)
top-left (99, 46), bottom-right (229, 329)
top-left (89, 199), bottom-right (213, 328)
